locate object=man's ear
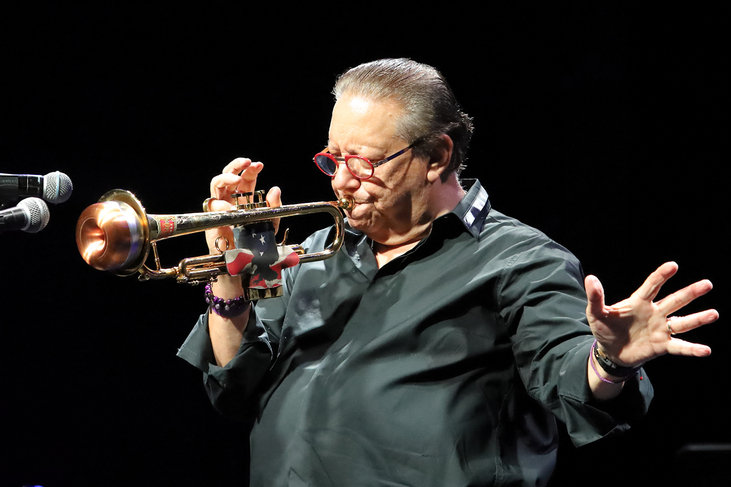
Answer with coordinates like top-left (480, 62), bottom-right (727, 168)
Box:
top-left (427, 134), bottom-right (454, 183)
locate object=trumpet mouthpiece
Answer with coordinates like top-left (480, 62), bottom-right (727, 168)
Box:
top-left (338, 196), bottom-right (355, 211)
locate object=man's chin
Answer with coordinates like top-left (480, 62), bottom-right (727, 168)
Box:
top-left (344, 211), bottom-right (369, 231)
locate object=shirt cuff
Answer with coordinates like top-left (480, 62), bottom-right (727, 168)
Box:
top-left (557, 340), bottom-right (654, 447)
top-left (177, 308), bottom-right (275, 381)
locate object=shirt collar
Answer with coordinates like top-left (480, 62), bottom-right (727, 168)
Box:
top-left (343, 178), bottom-right (491, 242)
top-left (449, 178), bottom-right (491, 238)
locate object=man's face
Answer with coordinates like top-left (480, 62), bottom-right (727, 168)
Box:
top-left (327, 95), bottom-right (432, 243)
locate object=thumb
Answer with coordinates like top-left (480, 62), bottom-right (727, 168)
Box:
top-left (266, 186), bottom-right (282, 208)
top-left (266, 186), bottom-right (282, 234)
top-left (585, 275), bottom-right (607, 320)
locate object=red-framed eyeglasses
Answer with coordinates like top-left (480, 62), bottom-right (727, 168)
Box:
top-left (313, 138), bottom-right (423, 180)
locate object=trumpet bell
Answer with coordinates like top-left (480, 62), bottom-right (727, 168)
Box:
top-left (76, 190), bottom-right (149, 275)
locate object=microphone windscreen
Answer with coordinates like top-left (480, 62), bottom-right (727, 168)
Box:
top-left (44, 171), bottom-right (73, 204)
top-left (18, 197), bottom-right (50, 232)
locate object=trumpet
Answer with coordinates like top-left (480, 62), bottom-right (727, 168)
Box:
top-left (76, 189), bottom-right (354, 286)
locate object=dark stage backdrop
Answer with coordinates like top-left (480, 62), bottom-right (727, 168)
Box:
top-left (1, 3), bottom-right (726, 487)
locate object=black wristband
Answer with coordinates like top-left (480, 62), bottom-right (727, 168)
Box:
top-left (592, 341), bottom-right (642, 378)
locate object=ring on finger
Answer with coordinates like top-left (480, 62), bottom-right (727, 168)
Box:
top-left (667, 317), bottom-right (678, 337)
top-left (203, 197), bottom-right (214, 212)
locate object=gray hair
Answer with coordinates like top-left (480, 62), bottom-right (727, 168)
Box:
top-left (332, 58), bottom-right (474, 175)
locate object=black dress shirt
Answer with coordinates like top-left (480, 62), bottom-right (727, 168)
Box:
top-left (178, 179), bottom-right (653, 487)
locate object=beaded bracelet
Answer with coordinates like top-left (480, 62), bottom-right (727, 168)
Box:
top-left (204, 282), bottom-right (250, 318)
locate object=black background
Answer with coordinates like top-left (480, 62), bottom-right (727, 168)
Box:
top-left (1, 2), bottom-right (727, 486)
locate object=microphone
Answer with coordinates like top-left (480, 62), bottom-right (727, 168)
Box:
top-left (0, 171), bottom-right (73, 205)
top-left (0, 197), bottom-right (50, 233)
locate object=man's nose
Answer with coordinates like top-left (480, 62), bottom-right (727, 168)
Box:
top-left (331, 162), bottom-right (361, 192)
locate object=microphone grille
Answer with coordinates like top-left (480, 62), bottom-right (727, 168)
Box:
top-left (43, 171), bottom-right (73, 204)
top-left (18, 197), bottom-right (50, 233)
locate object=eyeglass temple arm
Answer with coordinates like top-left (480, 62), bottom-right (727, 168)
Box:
top-left (371, 137), bottom-right (426, 168)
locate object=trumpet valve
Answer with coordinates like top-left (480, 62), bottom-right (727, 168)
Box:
top-left (233, 190), bottom-right (267, 211)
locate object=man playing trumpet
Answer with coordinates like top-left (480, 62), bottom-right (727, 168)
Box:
top-left (177, 58), bottom-right (719, 486)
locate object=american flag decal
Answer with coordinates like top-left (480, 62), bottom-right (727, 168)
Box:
top-left (225, 221), bottom-right (300, 291)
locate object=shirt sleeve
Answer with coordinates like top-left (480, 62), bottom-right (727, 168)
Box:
top-left (176, 309), bottom-right (277, 421)
top-left (497, 234), bottom-right (654, 447)
top-left (175, 230), bottom-right (320, 421)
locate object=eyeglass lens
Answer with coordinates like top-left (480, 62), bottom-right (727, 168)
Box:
top-left (315, 154), bottom-right (338, 175)
top-left (346, 157), bottom-right (372, 178)
top-left (315, 154), bottom-right (373, 179)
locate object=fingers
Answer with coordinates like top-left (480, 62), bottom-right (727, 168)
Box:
top-left (589, 262), bottom-right (718, 367)
top-left (210, 173), bottom-right (242, 206)
top-left (667, 309), bottom-right (720, 336)
top-left (666, 337), bottom-right (713, 358)
top-left (206, 161), bottom-right (285, 237)
top-left (660, 287), bottom-right (718, 359)
top-left (634, 261), bottom-right (679, 302)
top-left (657, 278), bottom-right (714, 317)
top-left (633, 261), bottom-right (715, 318)
top-left (662, 304), bottom-right (718, 358)
top-left (210, 158), bottom-right (264, 200)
